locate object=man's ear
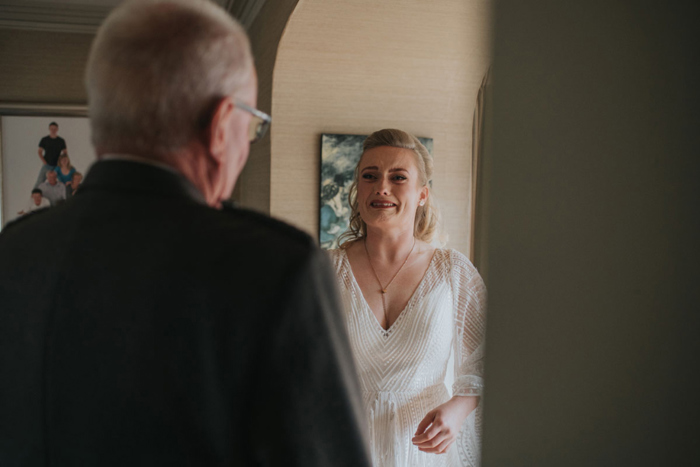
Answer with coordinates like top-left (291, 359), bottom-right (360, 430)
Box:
top-left (207, 96), bottom-right (235, 163)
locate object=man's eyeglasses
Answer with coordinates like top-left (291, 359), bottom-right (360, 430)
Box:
top-left (235, 101), bottom-right (271, 143)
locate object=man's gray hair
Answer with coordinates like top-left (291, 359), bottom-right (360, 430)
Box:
top-left (86, 0), bottom-right (253, 157)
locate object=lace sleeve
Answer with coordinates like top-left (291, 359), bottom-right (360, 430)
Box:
top-left (450, 249), bottom-right (487, 397)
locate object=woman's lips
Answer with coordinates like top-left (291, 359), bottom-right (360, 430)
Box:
top-left (370, 201), bottom-right (397, 209)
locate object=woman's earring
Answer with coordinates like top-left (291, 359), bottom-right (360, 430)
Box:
top-left (419, 200), bottom-right (426, 206)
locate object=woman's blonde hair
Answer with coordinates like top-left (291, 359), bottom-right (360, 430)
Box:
top-left (57, 154), bottom-right (72, 168)
top-left (338, 128), bottom-right (441, 248)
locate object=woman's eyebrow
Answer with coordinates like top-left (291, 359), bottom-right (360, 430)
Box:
top-left (360, 166), bottom-right (408, 173)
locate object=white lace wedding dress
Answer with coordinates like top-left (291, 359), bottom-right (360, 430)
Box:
top-left (329, 248), bottom-right (487, 467)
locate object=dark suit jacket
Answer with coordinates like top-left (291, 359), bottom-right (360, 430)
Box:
top-left (0, 160), bottom-right (370, 466)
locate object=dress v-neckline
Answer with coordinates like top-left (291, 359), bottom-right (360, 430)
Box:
top-left (342, 248), bottom-right (440, 336)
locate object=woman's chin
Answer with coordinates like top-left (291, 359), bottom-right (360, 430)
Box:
top-left (363, 212), bottom-right (408, 229)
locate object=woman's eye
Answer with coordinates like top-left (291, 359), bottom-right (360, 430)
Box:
top-left (362, 173), bottom-right (376, 180)
top-left (393, 175), bottom-right (407, 181)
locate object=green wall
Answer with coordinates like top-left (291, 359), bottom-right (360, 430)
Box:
top-left (480, 1), bottom-right (700, 465)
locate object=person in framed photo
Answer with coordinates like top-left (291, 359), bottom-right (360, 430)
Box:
top-left (65, 171), bottom-right (83, 198)
top-left (35, 121), bottom-right (68, 188)
top-left (36, 169), bottom-right (66, 206)
top-left (54, 154), bottom-right (77, 188)
top-left (16, 188), bottom-right (50, 216)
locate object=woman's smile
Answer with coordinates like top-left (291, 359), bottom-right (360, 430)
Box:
top-left (370, 199), bottom-right (398, 209)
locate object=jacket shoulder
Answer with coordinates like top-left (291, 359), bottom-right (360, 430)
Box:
top-left (0, 208), bottom-right (51, 234)
top-left (220, 203), bottom-right (315, 249)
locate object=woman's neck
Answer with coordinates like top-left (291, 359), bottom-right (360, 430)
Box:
top-left (364, 226), bottom-right (417, 263)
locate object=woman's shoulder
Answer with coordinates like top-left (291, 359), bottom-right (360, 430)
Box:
top-left (437, 248), bottom-right (480, 281)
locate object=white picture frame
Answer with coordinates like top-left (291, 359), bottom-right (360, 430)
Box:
top-left (0, 103), bottom-right (90, 230)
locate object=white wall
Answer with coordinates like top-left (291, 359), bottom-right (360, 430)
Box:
top-left (1, 116), bottom-right (94, 226)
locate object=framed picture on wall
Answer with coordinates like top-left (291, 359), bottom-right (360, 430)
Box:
top-left (319, 133), bottom-right (433, 250)
top-left (0, 104), bottom-right (91, 230)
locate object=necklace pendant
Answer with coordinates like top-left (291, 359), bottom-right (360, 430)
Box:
top-left (381, 289), bottom-right (387, 294)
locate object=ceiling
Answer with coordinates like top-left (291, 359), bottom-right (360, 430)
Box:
top-left (0, 0), bottom-right (266, 33)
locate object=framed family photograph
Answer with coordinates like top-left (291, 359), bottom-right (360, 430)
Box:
top-left (0, 104), bottom-right (91, 229)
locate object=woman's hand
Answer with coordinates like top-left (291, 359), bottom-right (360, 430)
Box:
top-left (412, 396), bottom-right (479, 454)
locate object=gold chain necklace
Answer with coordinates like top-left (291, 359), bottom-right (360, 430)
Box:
top-left (364, 237), bottom-right (417, 326)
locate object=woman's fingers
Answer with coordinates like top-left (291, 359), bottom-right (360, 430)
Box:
top-left (414, 397), bottom-right (474, 455)
top-left (413, 411), bottom-right (435, 436)
top-left (419, 437), bottom-right (453, 454)
top-left (412, 423), bottom-right (443, 445)
top-left (416, 429), bottom-right (449, 450)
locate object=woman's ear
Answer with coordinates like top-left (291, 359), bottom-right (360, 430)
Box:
top-left (419, 186), bottom-right (429, 206)
top-left (206, 96), bottom-right (235, 164)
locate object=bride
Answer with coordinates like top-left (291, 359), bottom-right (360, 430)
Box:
top-left (328, 129), bottom-right (486, 466)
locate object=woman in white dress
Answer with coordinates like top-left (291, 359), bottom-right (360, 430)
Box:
top-left (328, 129), bottom-right (486, 466)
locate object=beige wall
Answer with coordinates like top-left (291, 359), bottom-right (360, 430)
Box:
top-left (0, 29), bottom-right (93, 104)
top-left (268, 0), bottom-right (491, 254)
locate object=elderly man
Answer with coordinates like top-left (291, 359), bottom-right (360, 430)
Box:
top-left (0, 1), bottom-right (370, 466)
top-left (37, 169), bottom-right (67, 206)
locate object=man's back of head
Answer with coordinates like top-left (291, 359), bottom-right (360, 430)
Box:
top-left (86, 0), bottom-right (259, 207)
top-left (87, 0), bottom-right (253, 159)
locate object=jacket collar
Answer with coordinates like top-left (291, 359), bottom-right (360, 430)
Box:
top-left (78, 157), bottom-right (207, 205)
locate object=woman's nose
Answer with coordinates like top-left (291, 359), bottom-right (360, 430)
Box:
top-left (375, 179), bottom-right (390, 195)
